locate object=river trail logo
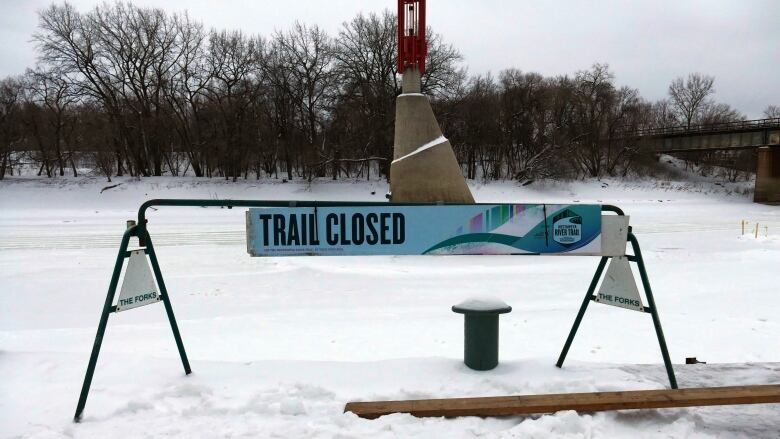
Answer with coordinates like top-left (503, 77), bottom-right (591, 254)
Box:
top-left (552, 209), bottom-right (582, 246)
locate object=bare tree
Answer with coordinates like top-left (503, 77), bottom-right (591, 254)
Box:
top-left (697, 101), bottom-right (744, 125)
top-left (205, 30), bottom-right (263, 180)
top-left (35, 2), bottom-right (132, 175)
top-left (604, 86), bottom-right (642, 176)
top-left (0, 77), bottom-right (24, 179)
top-left (91, 2), bottom-right (187, 176)
top-left (764, 105), bottom-right (780, 119)
top-left (461, 74), bottom-right (501, 180)
top-left (668, 73), bottom-right (715, 129)
top-left (568, 63), bottom-right (615, 177)
top-left (77, 102), bottom-right (116, 181)
top-left (263, 32), bottom-right (300, 181)
top-left (164, 14), bottom-right (212, 176)
top-left (276, 22), bottom-right (335, 179)
top-left (23, 67), bottom-right (78, 176)
top-left (495, 69), bottom-right (551, 181)
top-left (650, 99), bottom-right (678, 128)
top-left (333, 11), bottom-right (399, 179)
top-left (421, 30), bottom-right (463, 98)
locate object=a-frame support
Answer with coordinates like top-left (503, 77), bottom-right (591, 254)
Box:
top-left (555, 228), bottom-right (678, 389)
top-left (73, 223), bottom-right (191, 422)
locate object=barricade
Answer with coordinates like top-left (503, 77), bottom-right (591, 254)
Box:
top-left (73, 200), bottom-right (676, 421)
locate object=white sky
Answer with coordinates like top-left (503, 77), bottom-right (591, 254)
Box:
top-left (1, 0), bottom-right (778, 118)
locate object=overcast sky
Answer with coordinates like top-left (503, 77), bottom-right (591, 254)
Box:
top-left (1, 0), bottom-right (778, 118)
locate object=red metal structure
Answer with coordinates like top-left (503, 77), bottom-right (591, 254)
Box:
top-left (398, 0), bottom-right (427, 74)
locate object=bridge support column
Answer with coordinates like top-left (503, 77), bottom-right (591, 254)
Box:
top-left (390, 67), bottom-right (474, 203)
top-left (754, 147), bottom-right (780, 204)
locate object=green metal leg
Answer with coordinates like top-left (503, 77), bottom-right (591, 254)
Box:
top-left (74, 226), bottom-right (192, 422)
top-left (628, 232), bottom-right (678, 389)
top-left (74, 226), bottom-right (135, 422)
top-left (144, 231), bottom-right (191, 375)
top-left (556, 256), bottom-right (609, 368)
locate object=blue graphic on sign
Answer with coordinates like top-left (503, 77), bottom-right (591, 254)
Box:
top-left (246, 204), bottom-right (601, 256)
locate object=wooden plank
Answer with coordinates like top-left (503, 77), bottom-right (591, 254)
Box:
top-left (345, 385), bottom-right (780, 419)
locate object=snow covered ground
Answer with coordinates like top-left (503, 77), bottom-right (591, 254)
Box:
top-left (1, 173), bottom-right (779, 438)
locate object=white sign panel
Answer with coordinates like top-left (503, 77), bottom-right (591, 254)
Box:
top-left (116, 250), bottom-right (161, 312)
top-left (246, 204), bottom-right (602, 256)
top-left (599, 215), bottom-right (630, 257)
top-left (595, 256), bottom-right (645, 312)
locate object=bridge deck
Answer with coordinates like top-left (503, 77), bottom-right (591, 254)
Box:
top-left (344, 384), bottom-right (780, 419)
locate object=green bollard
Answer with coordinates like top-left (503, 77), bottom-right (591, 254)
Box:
top-left (452, 300), bottom-right (512, 371)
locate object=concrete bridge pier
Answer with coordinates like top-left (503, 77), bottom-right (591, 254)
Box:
top-left (389, 67), bottom-right (474, 203)
top-left (754, 147), bottom-right (780, 204)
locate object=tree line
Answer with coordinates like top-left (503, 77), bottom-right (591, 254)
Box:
top-left (0, 1), bottom-right (776, 182)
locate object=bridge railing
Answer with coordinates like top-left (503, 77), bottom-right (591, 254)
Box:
top-left (629, 117), bottom-right (780, 138)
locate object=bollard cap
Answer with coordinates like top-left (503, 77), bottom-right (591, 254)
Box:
top-left (452, 299), bottom-right (511, 315)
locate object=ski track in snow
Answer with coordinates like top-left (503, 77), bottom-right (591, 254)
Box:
top-left (0, 176), bottom-right (779, 438)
